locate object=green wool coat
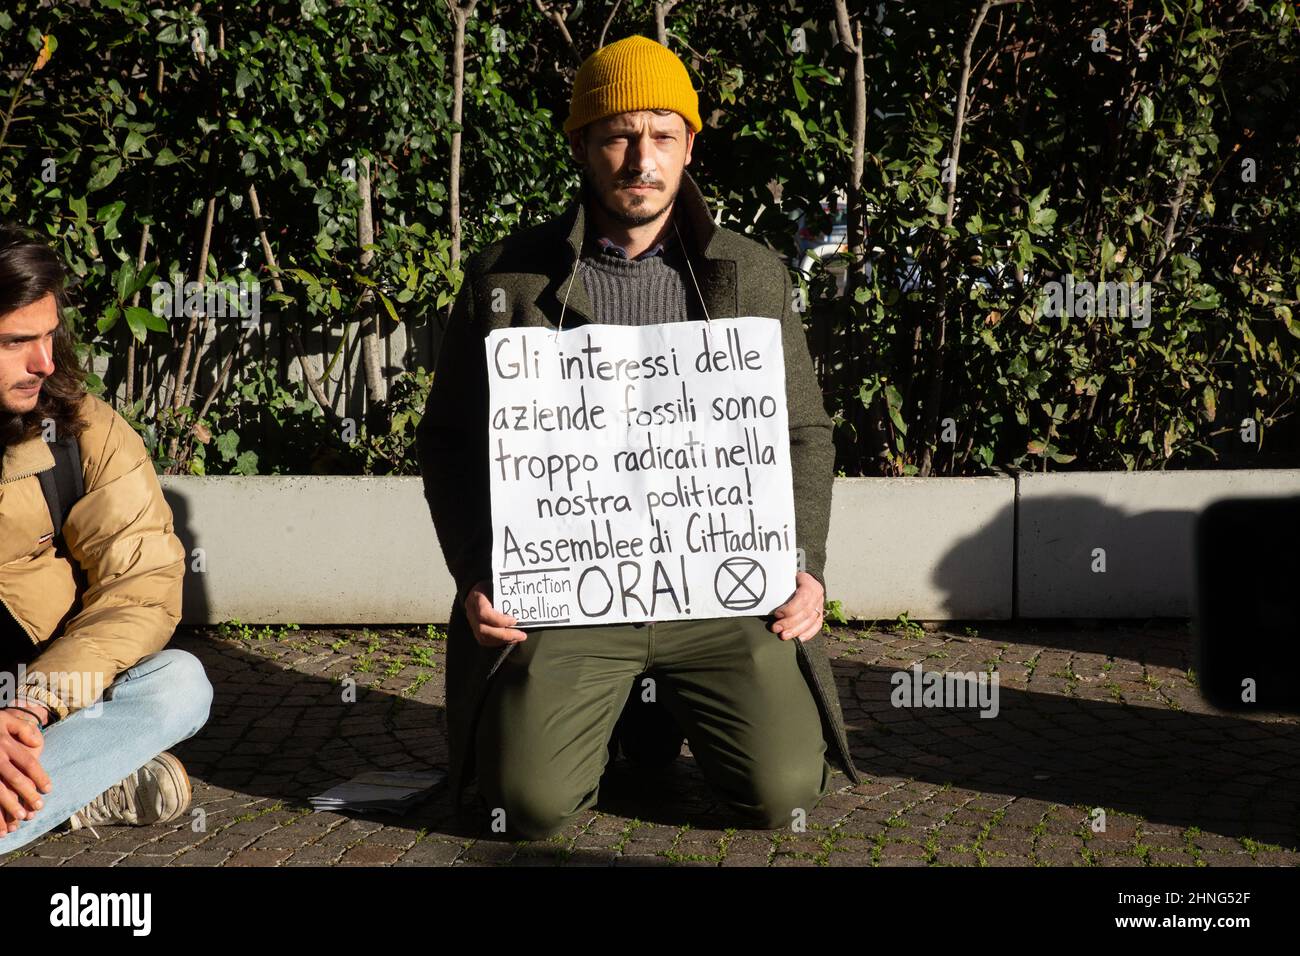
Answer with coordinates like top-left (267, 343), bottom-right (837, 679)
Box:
top-left (415, 168), bottom-right (862, 818)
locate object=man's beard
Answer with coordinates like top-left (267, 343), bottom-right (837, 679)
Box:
top-left (587, 168), bottom-right (679, 227)
top-left (0, 407), bottom-right (27, 447)
top-left (0, 382), bottom-right (45, 445)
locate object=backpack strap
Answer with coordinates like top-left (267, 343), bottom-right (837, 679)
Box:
top-left (36, 434), bottom-right (85, 543)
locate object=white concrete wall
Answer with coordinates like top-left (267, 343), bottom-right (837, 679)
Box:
top-left (157, 470), bottom-right (1300, 624)
top-left (1017, 470), bottom-right (1300, 618)
top-left (825, 477), bottom-right (1014, 621)
top-left (159, 477), bottom-right (454, 626)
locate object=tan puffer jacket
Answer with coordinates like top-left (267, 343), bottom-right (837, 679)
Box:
top-left (0, 392), bottom-right (185, 718)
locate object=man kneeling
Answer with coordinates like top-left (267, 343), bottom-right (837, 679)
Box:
top-left (0, 225), bottom-right (212, 853)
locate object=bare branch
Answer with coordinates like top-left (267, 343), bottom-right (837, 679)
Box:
top-left (599, 0), bottom-right (624, 49)
top-left (654, 0), bottom-right (679, 46)
top-left (917, 0), bottom-right (1018, 476)
top-left (535, 0), bottom-right (583, 65)
top-left (357, 155), bottom-right (386, 405)
top-left (222, 183), bottom-right (336, 420)
top-left (832, 0), bottom-right (856, 54)
top-left (124, 224), bottom-right (151, 408)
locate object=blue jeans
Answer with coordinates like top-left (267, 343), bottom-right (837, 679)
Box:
top-left (0, 648), bottom-right (213, 854)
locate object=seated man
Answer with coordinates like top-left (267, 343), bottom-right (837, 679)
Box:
top-left (417, 36), bottom-right (860, 840)
top-left (0, 225), bottom-right (213, 854)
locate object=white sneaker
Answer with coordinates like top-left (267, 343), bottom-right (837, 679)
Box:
top-left (67, 751), bottom-right (192, 831)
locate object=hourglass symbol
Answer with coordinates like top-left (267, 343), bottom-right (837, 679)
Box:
top-left (715, 557), bottom-right (765, 611)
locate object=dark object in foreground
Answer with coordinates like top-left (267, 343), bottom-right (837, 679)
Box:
top-left (1195, 495), bottom-right (1300, 713)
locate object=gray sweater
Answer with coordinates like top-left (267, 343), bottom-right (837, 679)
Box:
top-left (578, 221), bottom-right (708, 326)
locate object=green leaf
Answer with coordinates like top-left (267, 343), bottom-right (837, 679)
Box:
top-left (884, 383), bottom-right (906, 435)
top-left (1136, 94), bottom-right (1155, 129)
top-left (86, 157), bottom-right (122, 192)
top-left (792, 75), bottom-right (810, 110)
top-left (130, 261), bottom-right (158, 298)
top-left (215, 430), bottom-right (240, 461)
top-left (98, 304), bottom-right (120, 334)
top-left (97, 199), bottom-right (125, 233)
top-left (114, 260), bottom-right (135, 301)
top-left (1027, 187), bottom-right (1056, 231)
top-left (781, 109), bottom-right (809, 147)
top-left (124, 306), bottom-right (152, 342)
top-left (157, 22), bottom-right (185, 44)
top-left (1100, 237), bottom-right (1116, 271)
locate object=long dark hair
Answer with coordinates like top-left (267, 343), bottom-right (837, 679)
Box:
top-left (0, 224), bottom-right (88, 446)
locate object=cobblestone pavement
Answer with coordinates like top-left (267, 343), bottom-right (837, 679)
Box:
top-left (3, 619), bottom-right (1296, 867)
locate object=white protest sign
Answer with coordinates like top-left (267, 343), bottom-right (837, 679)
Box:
top-left (485, 317), bottom-right (798, 628)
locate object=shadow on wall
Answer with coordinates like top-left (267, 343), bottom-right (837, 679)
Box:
top-left (164, 490), bottom-right (209, 628)
top-left (931, 493), bottom-right (1201, 629)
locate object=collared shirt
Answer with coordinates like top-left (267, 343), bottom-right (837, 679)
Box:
top-left (595, 235), bottom-right (667, 261)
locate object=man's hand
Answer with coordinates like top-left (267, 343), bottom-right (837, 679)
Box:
top-left (0, 709), bottom-right (52, 834)
top-left (769, 571), bottom-right (826, 642)
top-left (464, 579), bottom-right (528, 648)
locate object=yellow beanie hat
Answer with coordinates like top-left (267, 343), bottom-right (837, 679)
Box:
top-left (564, 35), bottom-right (702, 135)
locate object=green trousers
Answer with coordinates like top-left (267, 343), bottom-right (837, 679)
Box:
top-left (474, 614), bottom-right (832, 839)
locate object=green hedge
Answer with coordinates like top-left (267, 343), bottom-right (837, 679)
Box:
top-left (1, 0), bottom-right (1295, 475)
